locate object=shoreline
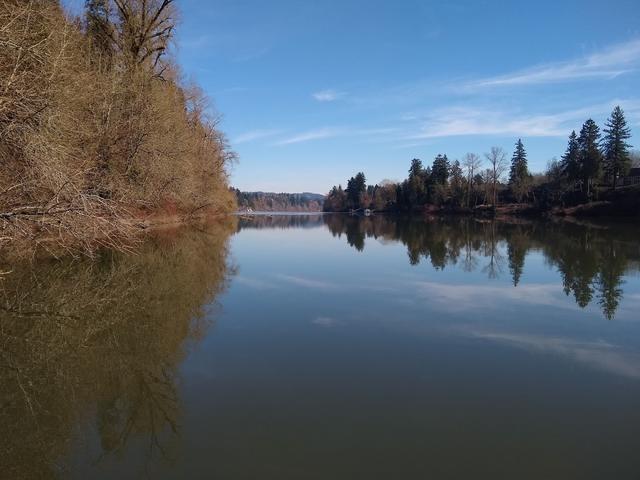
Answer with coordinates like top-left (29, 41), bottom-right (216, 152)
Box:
top-left (323, 199), bottom-right (639, 219)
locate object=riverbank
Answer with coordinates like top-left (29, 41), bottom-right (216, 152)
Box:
top-left (344, 184), bottom-right (640, 219)
top-left (0, 206), bottom-right (235, 259)
top-left (1, 2), bottom-right (236, 258)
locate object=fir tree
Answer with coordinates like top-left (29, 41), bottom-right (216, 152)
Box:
top-left (431, 154), bottom-right (450, 185)
top-left (560, 130), bottom-right (580, 185)
top-left (406, 158), bottom-right (427, 206)
top-left (602, 106), bottom-right (632, 189)
top-left (346, 172), bottom-right (367, 209)
top-left (577, 119), bottom-right (602, 198)
top-left (449, 159), bottom-right (465, 205)
top-left (509, 139), bottom-right (531, 202)
top-left (408, 158), bottom-right (424, 180)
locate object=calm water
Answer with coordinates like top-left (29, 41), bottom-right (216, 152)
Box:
top-left (2, 215), bottom-right (640, 479)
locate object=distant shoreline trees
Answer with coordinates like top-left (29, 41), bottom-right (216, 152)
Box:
top-left (324, 106), bottom-right (635, 214)
top-left (234, 190), bottom-right (324, 212)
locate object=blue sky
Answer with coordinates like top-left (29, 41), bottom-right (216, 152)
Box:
top-left (65, 0), bottom-right (640, 193)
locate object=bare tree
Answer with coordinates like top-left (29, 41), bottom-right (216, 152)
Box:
top-left (484, 147), bottom-right (508, 206)
top-left (462, 153), bottom-right (482, 208)
top-left (110, 0), bottom-right (176, 68)
top-left (0, 1), bottom-right (236, 255)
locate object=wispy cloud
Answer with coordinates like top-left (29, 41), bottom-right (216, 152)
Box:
top-left (312, 89), bottom-right (347, 102)
top-left (274, 274), bottom-right (337, 290)
top-left (467, 39), bottom-right (640, 88)
top-left (273, 273), bottom-right (397, 293)
top-left (411, 281), bottom-right (576, 311)
top-left (406, 100), bottom-right (640, 139)
top-left (178, 31), bottom-right (272, 62)
top-left (274, 126), bottom-right (398, 146)
top-left (180, 34), bottom-right (214, 50)
top-left (233, 129), bottom-right (283, 145)
top-left (312, 316), bottom-right (342, 327)
top-left (233, 276), bottom-right (278, 290)
top-left (274, 127), bottom-right (347, 146)
top-left (469, 331), bottom-right (640, 380)
top-left (408, 107), bottom-right (569, 139)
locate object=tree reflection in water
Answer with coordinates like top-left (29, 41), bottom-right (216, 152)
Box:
top-left (0, 219), bottom-right (236, 479)
top-left (322, 215), bottom-right (639, 321)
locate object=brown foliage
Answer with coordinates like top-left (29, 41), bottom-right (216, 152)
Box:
top-left (0, 0), bottom-right (235, 255)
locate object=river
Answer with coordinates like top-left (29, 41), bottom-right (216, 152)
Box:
top-left (2, 214), bottom-right (640, 479)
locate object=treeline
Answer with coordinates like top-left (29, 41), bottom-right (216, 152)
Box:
top-left (324, 106), bottom-right (637, 214)
top-left (0, 1), bottom-right (235, 254)
top-left (234, 189), bottom-right (324, 212)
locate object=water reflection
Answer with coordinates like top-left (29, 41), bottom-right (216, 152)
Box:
top-left (0, 220), bottom-right (235, 478)
top-left (3, 214), bottom-right (640, 478)
top-left (237, 213), bottom-right (325, 231)
top-left (322, 215), bottom-right (639, 320)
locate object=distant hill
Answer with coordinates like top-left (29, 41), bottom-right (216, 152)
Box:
top-left (233, 189), bottom-right (325, 211)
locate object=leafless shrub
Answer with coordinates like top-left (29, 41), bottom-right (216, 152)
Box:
top-left (0, 1), bottom-right (236, 256)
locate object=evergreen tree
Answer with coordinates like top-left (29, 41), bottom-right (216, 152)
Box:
top-left (577, 119), bottom-right (602, 198)
top-left (431, 154), bottom-right (450, 185)
top-left (602, 106), bottom-right (632, 189)
top-left (449, 160), bottom-right (465, 206)
top-left (408, 158), bottom-right (424, 180)
top-left (560, 130), bottom-right (580, 185)
top-left (509, 139), bottom-right (531, 202)
top-left (346, 172), bottom-right (367, 209)
top-left (406, 158), bottom-right (426, 207)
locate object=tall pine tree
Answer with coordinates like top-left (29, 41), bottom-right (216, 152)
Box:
top-left (509, 139), bottom-right (531, 202)
top-left (431, 154), bottom-right (450, 185)
top-left (577, 119), bottom-right (602, 198)
top-left (602, 106), bottom-right (632, 189)
top-left (449, 159), bottom-right (464, 206)
top-left (406, 158), bottom-right (426, 206)
top-left (560, 130), bottom-right (580, 186)
top-left (346, 172), bottom-right (367, 209)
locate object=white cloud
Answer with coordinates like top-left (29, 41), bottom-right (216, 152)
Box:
top-left (410, 281), bottom-right (576, 311)
top-left (312, 89), bottom-right (346, 102)
top-left (274, 127), bottom-right (347, 146)
top-left (468, 39), bottom-right (640, 88)
top-left (273, 273), bottom-right (397, 293)
top-left (406, 100), bottom-right (640, 139)
top-left (233, 276), bottom-right (277, 290)
top-left (233, 129), bottom-right (283, 145)
top-left (180, 34), bottom-right (213, 50)
top-left (312, 316), bottom-right (342, 327)
top-left (406, 107), bottom-right (569, 139)
top-left (273, 126), bottom-right (398, 146)
top-left (274, 273), bottom-right (337, 290)
top-left (469, 331), bottom-right (640, 380)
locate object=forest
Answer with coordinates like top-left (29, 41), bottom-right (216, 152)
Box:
top-left (0, 0), bottom-right (235, 255)
top-left (324, 106), bottom-right (639, 216)
top-left (233, 189), bottom-right (324, 212)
